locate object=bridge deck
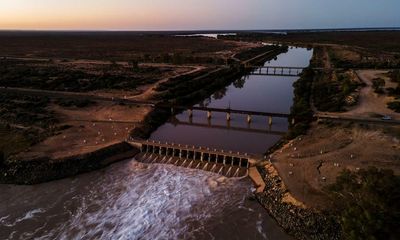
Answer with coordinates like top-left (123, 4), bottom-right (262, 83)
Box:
top-left (171, 119), bottom-right (287, 136)
top-left (170, 105), bottom-right (291, 118)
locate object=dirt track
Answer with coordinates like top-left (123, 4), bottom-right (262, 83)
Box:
top-left (345, 70), bottom-right (400, 119)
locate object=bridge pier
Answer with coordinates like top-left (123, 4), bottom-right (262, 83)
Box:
top-left (247, 114), bottom-right (252, 123)
top-left (207, 110), bottom-right (212, 119)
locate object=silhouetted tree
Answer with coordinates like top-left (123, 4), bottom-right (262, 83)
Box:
top-left (129, 60), bottom-right (139, 71)
top-left (327, 167), bottom-right (400, 240)
top-left (0, 151), bottom-right (4, 166)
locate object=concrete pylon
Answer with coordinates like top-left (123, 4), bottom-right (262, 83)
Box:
top-left (207, 111), bottom-right (212, 119)
top-left (226, 112), bottom-right (231, 121)
top-left (247, 114), bottom-right (252, 123)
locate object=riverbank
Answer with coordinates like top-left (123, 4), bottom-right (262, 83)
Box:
top-left (0, 142), bottom-right (139, 185)
top-left (255, 162), bottom-right (341, 240)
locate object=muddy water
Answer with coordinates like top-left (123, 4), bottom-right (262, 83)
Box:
top-left (0, 160), bottom-right (291, 240)
top-left (0, 47), bottom-right (312, 240)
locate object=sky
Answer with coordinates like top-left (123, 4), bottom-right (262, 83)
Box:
top-left (0, 0), bottom-right (399, 30)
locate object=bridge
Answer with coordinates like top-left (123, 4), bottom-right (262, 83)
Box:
top-left (128, 138), bottom-right (258, 178)
top-left (250, 66), bottom-right (305, 77)
top-left (168, 105), bottom-right (293, 125)
top-left (170, 117), bottom-right (287, 136)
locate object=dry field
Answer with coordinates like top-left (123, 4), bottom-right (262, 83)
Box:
top-left (272, 123), bottom-right (400, 209)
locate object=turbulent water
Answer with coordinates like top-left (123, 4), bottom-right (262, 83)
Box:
top-left (0, 159), bottom-right (291, 240)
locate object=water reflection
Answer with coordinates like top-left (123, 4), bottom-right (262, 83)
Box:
top-left (150, 47), bottom-right (313, 154)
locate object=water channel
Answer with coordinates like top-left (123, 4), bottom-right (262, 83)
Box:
top-left (0, 46), bottom-right (312, 240)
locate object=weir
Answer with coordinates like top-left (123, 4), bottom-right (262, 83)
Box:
top-left (129, 138), bottom-right (254, 178)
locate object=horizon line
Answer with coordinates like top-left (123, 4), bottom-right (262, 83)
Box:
top-left (0, 27), bottom-right (400, 33)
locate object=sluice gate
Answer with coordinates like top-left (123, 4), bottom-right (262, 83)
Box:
top-left (129, 139), bottom-right (251, 178)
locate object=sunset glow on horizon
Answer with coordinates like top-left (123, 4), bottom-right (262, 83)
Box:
top-left (1, 0), bottom-right (399, 30)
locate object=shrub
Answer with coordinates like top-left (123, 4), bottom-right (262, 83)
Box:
top-left (326, 167), bottom-right (400, 240)
top-left (387, 101), bottom-right (400, 112)
top-left (372, 78), bottom-right (385, 94)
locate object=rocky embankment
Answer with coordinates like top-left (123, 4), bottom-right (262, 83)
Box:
top-left (255, 163), bottom-right (341, 240)
top-left (0, 142), bottom-right (139, 185)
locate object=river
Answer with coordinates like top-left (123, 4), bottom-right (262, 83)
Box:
top-left (0, 46), bottom-right (312, 240)
top-left (150, 46), bottom-right (313, 154)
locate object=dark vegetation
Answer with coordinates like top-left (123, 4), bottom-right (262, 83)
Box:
top-left (155, 68), bottom-right (210, 92)
top-left (372, 78), bottom-right (385, 94)
top-left (149, 52), bottom-right (226, 65)
top-left (387, 102), bottom-right (400, 113)
top-left (326, 167), bottom-right (400, 240)
top-left (0, 93), bottom-right (60, 158)
top-left (311, 47), bottom-right (364, 112)
top-left (0, 58), bottom-right (166, 91)
top-left (233, 45), bottom-right (285, 61)
top-left (313, 71), bottom-right (362, 112)
top-left (386, 70), bottom-right (400, 112)
top-left (225, 31), bottom-right (400, 53)
top-left (288, 68), bottom-right (314, 139)
top-left (0, 32), bottom-right (237, 62)
top-left (327, 49), bottom-right (399, 69)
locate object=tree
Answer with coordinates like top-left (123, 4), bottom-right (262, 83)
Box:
top-left (372, 78), bottom-right (385, 94)
top-left (0, 151), bottom-right (4, 166)
top-left (129, 60), bottom-right (139, 71)
top-left (327, 167), bottom-right (400, 240)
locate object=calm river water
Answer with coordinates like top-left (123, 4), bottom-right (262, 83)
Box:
top-left (0, 47), bottom-right (312, 240)
top-left (151, 47), bottom-right (313, 154)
